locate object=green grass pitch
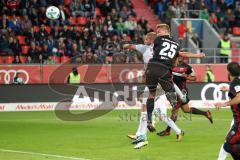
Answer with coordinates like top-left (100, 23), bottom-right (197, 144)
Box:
top-left (0, 109), bottom-right (234, 160)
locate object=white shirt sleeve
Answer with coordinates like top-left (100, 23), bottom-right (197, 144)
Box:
top-left (135, 44), bottom-right (147, 54)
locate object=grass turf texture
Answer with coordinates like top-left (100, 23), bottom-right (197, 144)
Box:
top-left (0, 109), bottom-right (233, 160)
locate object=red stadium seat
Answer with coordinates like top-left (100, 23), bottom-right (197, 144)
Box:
top-left (17, 36), bottom-right (26, 45)
top-left (21, 45), bottom-right (30, 55)
top-left (45, 26), bottom-right (51, 34)
top-left (51, 56), bottom-right (60, 63)
top-left (76, 26), bottom-right (82, 32)
top-left (95, 8), bottom-right (101, 16)
top-left (5, 56), bottom-right (14, 64)
top-left (69, 17), bottom-right (77, 25)
top-left (77, 17), bottom-right (87, 25)
top-left (34, 26), bottom-right (40, 32)
top-left (61, 56), bottom-right (70, 63)
top-left (64, 0), bottom-right (71, 6)
top-left (0, 56), bottom-right (4, 64)
top-left (232, 27), bottom-right (240, 36)
top-left (20, 56), bottom-right (27, 63)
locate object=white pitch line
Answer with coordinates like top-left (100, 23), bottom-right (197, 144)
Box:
top-left (0, 149), bottom-right (89, 160)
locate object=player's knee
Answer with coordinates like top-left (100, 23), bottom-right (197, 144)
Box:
top-left (166, 92), bottom-right (178, 107)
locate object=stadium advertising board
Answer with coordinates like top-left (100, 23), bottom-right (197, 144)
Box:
top-left (0, 83), bottom-right (230, 111)
top-left (0, 64), bottom-right (228, 84)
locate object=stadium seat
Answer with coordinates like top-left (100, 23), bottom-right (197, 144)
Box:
top-left (0, 56), bottom-right (4, 64)
top-left (77, 17), bottom-right (87, 25)
top-left (69, 17), bottom-right (77, 26)
top-left (76, 26), bottom-right (82, 32)
top-left (21, 46), bottom-right (30, 55)
top-left (95, 8), bottom-right (101, 16)
top-left (232, 27), bottom-right (240, 36)
top-left (64, 0), bottom-right (71, 6)
top-left (17, 36), bottom-right (26, 45)
top-left (20, 56), bottom-right (27, 63)
top-left (33, 26), bottom-right (40, 32)
top-left (51, 56), bottom-right (60, 63)
top-left (45, 26), bottom-right (51, 34)
top-left (5, 56), bottom-right (14, 64)
top-left (61, 56), bottom-right (70, 63)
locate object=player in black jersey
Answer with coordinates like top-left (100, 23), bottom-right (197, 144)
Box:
top-left (145, 24), bottom-right (205, 141)
top-left (157, 56), bottom-right (213, 136)
top-left (215, 62), bottom-right (240, 160)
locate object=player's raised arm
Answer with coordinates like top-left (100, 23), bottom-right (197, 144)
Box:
top-left (179, 52), bottom-right (206, 58)
top-left (123, 44), bottom-right (136, 50)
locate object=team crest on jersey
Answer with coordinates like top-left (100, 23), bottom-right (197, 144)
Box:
top-left (234, 85), bottom-right (240, 93)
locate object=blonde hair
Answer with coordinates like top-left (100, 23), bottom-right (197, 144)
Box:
top-left (146, 32), bottom-right (157, 40)
top-left (156, 24), bottom-right (170, 33)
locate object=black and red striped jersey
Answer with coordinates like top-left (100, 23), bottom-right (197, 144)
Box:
top-left (229, 77), bottom-right (240, 125)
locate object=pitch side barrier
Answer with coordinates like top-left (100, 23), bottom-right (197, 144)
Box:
top-left (0, 83), bottom-right (229, 111)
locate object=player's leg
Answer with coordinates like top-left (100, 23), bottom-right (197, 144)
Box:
top-left (223, 127), bottom-right (240, 159)
top-left (154, 93), bottom-right (184, 141)
top-left (181, 103), bottom-right (213, 124)
top-left (157, 102), bottom-right (181, 136)
top-left (218, 120), bottom-right (234, 160)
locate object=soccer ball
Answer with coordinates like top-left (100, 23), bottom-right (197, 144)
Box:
top-left (46, 6), bottom-right (60, 20)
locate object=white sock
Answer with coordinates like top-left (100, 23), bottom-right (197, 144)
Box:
top-left (161, 115), bottom-right (181, 135)
top-left (218, 145), bottom-right (228, 160)
top-left (136, 112), bottom-right (147, 136)
top-left (154, 94), bottom-right (181, 135)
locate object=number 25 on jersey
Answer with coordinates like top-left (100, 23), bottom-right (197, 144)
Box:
top-left (159, 42), bottom-right (177, 59)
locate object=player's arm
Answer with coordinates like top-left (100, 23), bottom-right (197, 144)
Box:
top-left (184, 67), bottom-right (196, 81)
top-left (179, 52), bottom-right (205, 58)
top-left (215, 93), bottom-right (240, 109)
top-left (123, 44), bottom-right (136, 50)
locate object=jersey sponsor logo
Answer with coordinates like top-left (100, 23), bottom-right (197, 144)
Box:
top-left (234, 85), bottom-right (240, 93)
top-left (0, 69), bottom-right (29, 84)
top-left (201, 83), bottom-right (230, 101)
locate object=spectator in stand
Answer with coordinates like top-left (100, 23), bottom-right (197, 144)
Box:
top-left (217, 17), bottom-right (229, 33)
top-left (77, 39), bottom-right (85, 53)
top-left (138, 16), bottom-right (147, 31)
top-left (124, 15), bottom-right (137, 37)
top-left (178, 20), bottom-right (188, 47)
top-left (95, 45), bottom-right (107, 63)
top-left (0, 34), bottom-right (11, 56)
top-left (119, 6), bottom-right (131, 21)
top-left (226, 8), bottom-right (235, 28)
top-left (0, 14), bottom-right (9, 33)
top-left (188, 0), bottom-right (201, 18)
top-left (83, 0), bottom-right (95, 17)
top-left (164, 5), bottom-right (176, 25)
top-left (9, 37), bottom-right (21, 56)
top-left (209, 0), bottom-right (218, 13)
top-left (209, 12), bottom-right (218, 30)
top-left (218, 34), bottom-right (232, 63)
top-left (8, 14), bottom-right (21, 34)
top-left (157, 0), bottom-right (169, 21)
top-left (59, 25), bottom-right (70, 39)
top-left (27, 41), bottom-right (41, 63)
top-left (13, 55), bottom-right (22, 64)
top-left (21, 14), bottom-right (32, 36)
top-left (235, 6), bottom-right (240, 27)
top-left (115, 17), bottom-right (126, 34)
top-left (200, 7), bottom-right (210, 21)
top-left (37, 24), bottom-right (49, 44)
top-left (41, 43), bottom-right (51, 63)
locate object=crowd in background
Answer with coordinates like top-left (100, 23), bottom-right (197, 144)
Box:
top-left (147, 0), bottom-right (239, 34)
top-left (0, 0), bottom-right (152, 64)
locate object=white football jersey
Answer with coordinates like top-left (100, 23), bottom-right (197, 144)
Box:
top-left (135, 44), bottom-right (153, 64)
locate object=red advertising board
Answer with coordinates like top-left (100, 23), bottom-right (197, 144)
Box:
top-left (0, 64), bottom-right (229, 84)
top-left (0, 65), bottom-right (41, 84)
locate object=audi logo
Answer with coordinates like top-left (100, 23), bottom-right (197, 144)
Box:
top-left (119, 69), bottom-right (144, 83)
top-left (201, 83), bottom-right (229, 101)
top-left (0, 69), bottom-right (29, 84)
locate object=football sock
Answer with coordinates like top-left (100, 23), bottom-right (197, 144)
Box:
top-left (136, 112), bottom-right (148, 136)
top-left (146, 98), bottom-right (154, 123)
top-left (161, 115), bottom-right (181, 135)
top-left (165, 114), bottom-right (177, 132)
top-left (190, 107), bottom-right (206, 116)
